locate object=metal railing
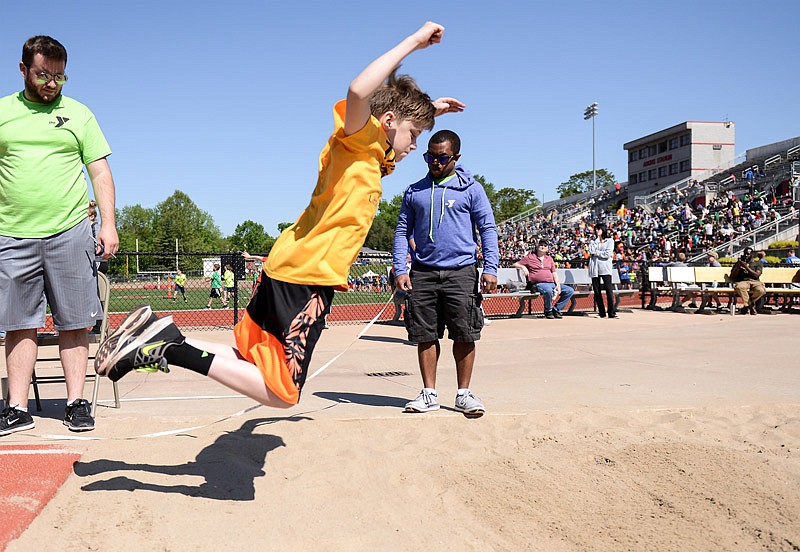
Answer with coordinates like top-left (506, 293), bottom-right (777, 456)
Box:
top-left (502, 204), bottom-right (543, 227)
top-left (688, 217), bottom-right (799, 263)
top-left (764, 154), bottom-right (782, 171)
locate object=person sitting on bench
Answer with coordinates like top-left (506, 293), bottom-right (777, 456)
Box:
top-left (513, 240), bottom-right (574, 319)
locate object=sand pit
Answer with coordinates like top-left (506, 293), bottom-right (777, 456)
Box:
top-left (3, 310), bottom-right (799, 551)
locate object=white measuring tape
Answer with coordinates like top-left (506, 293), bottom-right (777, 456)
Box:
top-left (32, 296), bottom-right (397, 442)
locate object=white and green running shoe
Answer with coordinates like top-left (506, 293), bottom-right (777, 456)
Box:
top-left (95, 306), bottom-right (184, 382)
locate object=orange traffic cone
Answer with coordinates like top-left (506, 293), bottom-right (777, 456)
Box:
top-left (166, 275), bottom-right (173, 299)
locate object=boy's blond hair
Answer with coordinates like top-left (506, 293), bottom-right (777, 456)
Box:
top-left (369, 70), bottom-right (435, 130)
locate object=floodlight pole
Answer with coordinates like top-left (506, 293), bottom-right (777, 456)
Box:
top-left (584, 102), bottom-right (599, 189)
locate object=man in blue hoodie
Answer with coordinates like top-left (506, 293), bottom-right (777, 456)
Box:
top-left (393, 130), bottom-right (498, 417)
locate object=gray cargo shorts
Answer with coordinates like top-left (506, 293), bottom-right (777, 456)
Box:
top-left (0, 217), bottom-right (101, 331)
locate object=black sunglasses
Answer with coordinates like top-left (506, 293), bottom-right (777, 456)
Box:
top-left (423, 152), bottom-right (455, 165)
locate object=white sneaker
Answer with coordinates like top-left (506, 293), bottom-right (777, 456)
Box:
top-left (455, 391), bottom-right (485, 417)
top-left (404, 389), bottom-right (440, 413)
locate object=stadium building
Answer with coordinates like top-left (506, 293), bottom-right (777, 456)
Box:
top-left (624, 121), bottom-right (735, 204)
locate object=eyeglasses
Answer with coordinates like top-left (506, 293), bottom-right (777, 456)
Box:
top-left (34, 71), bottom-right (68, 85)
top-left (423, 152), bottom-right (455, 165)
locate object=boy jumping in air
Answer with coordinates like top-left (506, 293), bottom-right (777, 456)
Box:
top-left (95, 22), bottom-right (464, 408)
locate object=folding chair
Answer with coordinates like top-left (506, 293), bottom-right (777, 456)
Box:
top-left (30, 272), bottom-right (119, 412)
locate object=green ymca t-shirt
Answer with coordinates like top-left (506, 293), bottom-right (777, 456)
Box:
top-left (0, 92), bottom-right (112, 238)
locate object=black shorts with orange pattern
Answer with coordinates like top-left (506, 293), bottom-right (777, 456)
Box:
top-left (234, 273), bottom-right (334, 405)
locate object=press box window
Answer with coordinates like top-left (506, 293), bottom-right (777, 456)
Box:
top-left (680, 160), bottom-right (691, 172)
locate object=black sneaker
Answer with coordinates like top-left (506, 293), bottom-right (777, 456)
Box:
top-left (95, 305), bottom-right (157, 375)
top-left (0, 406), bottom-right (35, 436)
top-left (552, 310), bottom-right (563, 319)
top-left (95, 309), bottom-right (185, 382)
top-left (544, 310), bottom-right (555, 319)
top-left (64, 399), bottom-right (95, 432)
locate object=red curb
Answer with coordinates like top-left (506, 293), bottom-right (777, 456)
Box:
top-left (0, 445), bottom-right (81, 549)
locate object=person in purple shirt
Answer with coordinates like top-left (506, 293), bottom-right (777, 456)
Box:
top-left (393, 130), bottom-right (498, 418)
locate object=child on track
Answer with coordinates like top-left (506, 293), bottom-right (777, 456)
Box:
top-left (95, 22), bottom-right (464, 408)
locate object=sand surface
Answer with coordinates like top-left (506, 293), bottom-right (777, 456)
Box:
top-left (3, 309), bottom-right (799, 551)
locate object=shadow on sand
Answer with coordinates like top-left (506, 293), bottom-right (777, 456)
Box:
top-left (75, 416), bottom-right (309, 500)
top-left (313, 391), bottom-right (408, 408)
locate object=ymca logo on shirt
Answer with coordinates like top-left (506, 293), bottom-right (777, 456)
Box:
top-left (52, 116), bottom-right (70, 128)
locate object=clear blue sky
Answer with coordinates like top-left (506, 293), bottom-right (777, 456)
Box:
top-left (3, 1), bottom-right (798, 239)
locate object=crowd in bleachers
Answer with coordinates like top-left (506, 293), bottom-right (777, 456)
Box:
top-left (498, 188), bottom-right (796, 267)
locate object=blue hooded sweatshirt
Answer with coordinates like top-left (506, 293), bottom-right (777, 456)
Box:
top-left (393, 165), bottom-right (498, 276)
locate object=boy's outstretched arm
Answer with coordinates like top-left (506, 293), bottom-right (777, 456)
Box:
top-left (344, 21), bottom-right (445, 136)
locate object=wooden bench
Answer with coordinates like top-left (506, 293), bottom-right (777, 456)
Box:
top-left (483, 267), bottom-right (540, 317)
top-left (651, 266), bottom-right (800, 316)
top-left (693, 267), bottom-right (735, 314)
top-left (484, 267), bottom-right (636, 317)
top-left (759, 267), bottom-right (800, 312)
top-left (513, 268), bottom-right (634, 315)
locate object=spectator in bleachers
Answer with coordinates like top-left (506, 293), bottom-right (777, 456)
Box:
top-left (786, 249), bottom-right (800, 264)
top-left (512, 240), bottom-right (574, 319)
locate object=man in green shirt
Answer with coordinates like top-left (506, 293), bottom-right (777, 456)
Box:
top-left (0, 36), bottom-right (119, 436)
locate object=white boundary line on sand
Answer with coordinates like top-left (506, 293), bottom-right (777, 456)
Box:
top-left (31, 297), bottom-right (396, 442)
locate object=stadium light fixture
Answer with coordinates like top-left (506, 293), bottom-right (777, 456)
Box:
top-left (584, 102), bottom-right (599, 190)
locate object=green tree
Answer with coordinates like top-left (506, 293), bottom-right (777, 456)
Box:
top-left (557, 169), bottom-right (616, 198)
top-left (474, 174), bottom-right (496, 212)
top-left (277, 222), bottom-right (293, 233)
top-left (154, 190), bottom-right (224, 252)
top-left (116, 204), bottom-right (156, 252)
top-left (493, 187), bottom-right (540, 222)
top-left (474, 174), bottom-right (539, 222)
top-left (228, 220), bottom-right (275, 254)
top-left (365, 193), bottom-right (403, 252)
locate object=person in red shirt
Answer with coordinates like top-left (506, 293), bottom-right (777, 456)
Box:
top-left (513, 240), bottom-right (575, 319)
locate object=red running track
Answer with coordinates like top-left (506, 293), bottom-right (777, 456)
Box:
top-left (0, 444), bottom-right (81, 549)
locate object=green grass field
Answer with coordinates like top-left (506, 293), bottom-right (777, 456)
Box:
top-left (108, 282), bottom-right (393, 312)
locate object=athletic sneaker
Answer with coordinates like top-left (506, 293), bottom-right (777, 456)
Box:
top-left (64, 399), bottom-right (95, 432)
top-left (455, 391), bottom-right (485, 417)
top-left (0, 406), bottom-right (35, 436)
top-left (404, 389), bottom-right (440, 413)
top-left (94, 305), bottom-right (157, 373)
top-left (95, 308), bottom-right (185, 382)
